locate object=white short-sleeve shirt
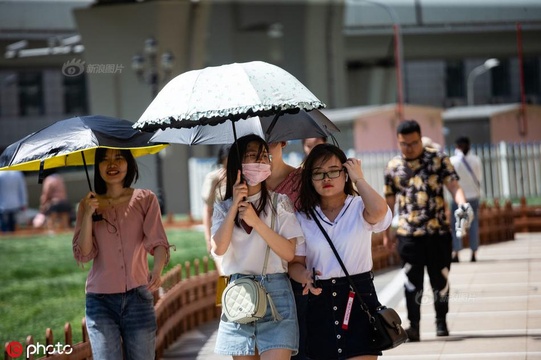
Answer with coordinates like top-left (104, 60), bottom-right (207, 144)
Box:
top-left (295, 195), bottom-right (392, 279)
top-left (211, 191), bottom-right (305, 275)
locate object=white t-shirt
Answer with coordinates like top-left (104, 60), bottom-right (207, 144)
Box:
top-left (295, 195), bottom-right (392, 279)
top-left (450, 150), bottom-right (483, 200)
top-left (211, 191), bottom-right (305, 275)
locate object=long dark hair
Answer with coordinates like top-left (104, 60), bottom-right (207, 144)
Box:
top-left (94, 148), bottom-right (139, 195)
top-left (224, 134), bottom-right (269, 218)
top-left (296, 143), bottom-right (356, 217)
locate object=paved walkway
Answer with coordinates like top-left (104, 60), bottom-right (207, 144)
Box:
top-left (163, 232), bottom-right (541, 359)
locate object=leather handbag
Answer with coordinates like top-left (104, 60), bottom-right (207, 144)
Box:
top-left (215, 275), bottom-right (230, 307)
top-left (310, 210), bottom-right (408, 351)
top-left (221, 193), bottom-right (282, 324)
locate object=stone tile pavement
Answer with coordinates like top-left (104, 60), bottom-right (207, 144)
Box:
top-left (163, 232), bottom-right (541, 359)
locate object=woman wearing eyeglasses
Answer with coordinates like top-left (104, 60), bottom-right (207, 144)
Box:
top-left (289, 144), bottom-right (392, 360)
top-left (211, 134), bottom-right (305, 360)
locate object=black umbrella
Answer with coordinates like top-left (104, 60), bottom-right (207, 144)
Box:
top-left (0, 115), bottom-right (167, 191)
top-left (149, 109), bottom-right (339, 145)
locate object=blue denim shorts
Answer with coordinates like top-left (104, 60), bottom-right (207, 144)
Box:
top-left (214, 273), bottom-right (299, 356)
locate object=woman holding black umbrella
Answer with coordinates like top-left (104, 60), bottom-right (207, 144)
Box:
top-left (72, 148), bottom-right (171, 360)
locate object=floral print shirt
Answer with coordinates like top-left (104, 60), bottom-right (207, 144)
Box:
top-left (384, 148), bottom-right (459, 237)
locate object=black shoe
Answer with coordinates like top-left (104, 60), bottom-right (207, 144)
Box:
top-left (471, 253), bottom-right (477, 262)
top-left (436, 319), bottom-right (449, 336)
top-left (451, 254), bottom-right (459, 263)
top-left (406, 326), bottom-right (420, 342)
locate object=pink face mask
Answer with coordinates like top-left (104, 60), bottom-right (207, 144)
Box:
top-left (242, 163), bottom-right (271, 186)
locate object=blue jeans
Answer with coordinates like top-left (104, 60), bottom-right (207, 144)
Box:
top-left (451, 198), bottom-right (480, 252)
top-left (0, 210), bottom-right (17, 232)
top-left (86, 286), bottom-right (157, 360)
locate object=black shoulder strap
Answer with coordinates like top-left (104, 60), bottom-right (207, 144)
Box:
top-left (309, 209), bottom-right (374, 319)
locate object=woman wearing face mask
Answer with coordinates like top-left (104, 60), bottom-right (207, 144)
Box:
top-left (211, 134), bottom-right (305, 360)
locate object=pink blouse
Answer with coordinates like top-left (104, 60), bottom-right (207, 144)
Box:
top-left (273, 167), bottom-right (301, 206)
top-left (73, 189), bottom-right (170, 294)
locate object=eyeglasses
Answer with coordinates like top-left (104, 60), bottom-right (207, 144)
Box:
top-left (399, 139), bottom-right (421, 149)
top-left (244, 152), bottom-right (271, 163)
top-left (311, 168), bottom-right (345, 181)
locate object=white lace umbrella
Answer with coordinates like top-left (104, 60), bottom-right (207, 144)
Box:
top-left (132, 61), bottom-right (326, 133)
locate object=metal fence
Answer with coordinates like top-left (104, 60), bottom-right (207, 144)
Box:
top-left (188, 141), bottom-right (541, 219)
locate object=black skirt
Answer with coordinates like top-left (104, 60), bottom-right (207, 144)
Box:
top-left (306, 272), bottom-right (382, 360)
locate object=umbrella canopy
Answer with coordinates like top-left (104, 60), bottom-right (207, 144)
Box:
top-left (0, 115), bottom-right (167, 172)
top-left (132, 61), bottom-right (326, 132)
top-left (149, 109), bottom-right (339, 145)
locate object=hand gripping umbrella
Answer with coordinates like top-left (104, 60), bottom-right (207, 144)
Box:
top-left (0, 115), bottom-right (168, 193)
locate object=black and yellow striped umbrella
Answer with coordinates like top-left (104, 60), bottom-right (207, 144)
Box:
top-left (0, 115), bottom-right (167, 189)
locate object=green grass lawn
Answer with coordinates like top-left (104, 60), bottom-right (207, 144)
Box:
top-left (0, 227), bottom-right (209, 349)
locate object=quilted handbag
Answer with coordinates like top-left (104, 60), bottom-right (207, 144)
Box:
top-left (221, 193), bottom-right (281, 324)
top-left (221, 277), bottom-right (268, 323)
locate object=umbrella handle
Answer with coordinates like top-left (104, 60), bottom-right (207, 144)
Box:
top-left (80, 151), bottom-right (103, 222)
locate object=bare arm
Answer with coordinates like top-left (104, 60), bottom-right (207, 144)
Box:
top-left (148, 246), bottom-right (167, 292)
top-left (344, 158), bottom-right (388, 224)
top-left (382, 194), bottom-right (396, 249)
top-left (74, 192), bottom-right (99, 258)
top-left (212, 171), bottom-right (245, 256)
top-left (202, 204), bottom-right (213, 252)
top-left (288, 256), bottom-right (322, 295)
top-left (446, 179), bottom-right (467, 205)
top-left (249, 211), bottom-right (296, 262)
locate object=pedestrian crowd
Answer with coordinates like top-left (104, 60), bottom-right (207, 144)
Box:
top-left (0, 123), bottom-right (478, 360)
top-left (192, 125), bottom-right (477, 360)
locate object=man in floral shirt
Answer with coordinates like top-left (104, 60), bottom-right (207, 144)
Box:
top-left (383, 120), bottom-right (471, 342)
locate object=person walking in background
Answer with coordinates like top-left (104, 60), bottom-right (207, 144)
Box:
top-left (201, 144), bottom-right (230, 256)
top-left (383, 120), bottom-right (472, 342)
top-left (290, 143), bottom-right (392, 359)
top-left (39, 169), bottom-right (72, 232)
top-left (302, 136), bottom-right (327, 157)
top-left (211, 134), bottom-right (304, 359)
top-left (450, 136), bottom-right (483, 262)
top-left (73, 148), bottom-right (171, 360)
top-left (0, 170), bottom-right (28, 233)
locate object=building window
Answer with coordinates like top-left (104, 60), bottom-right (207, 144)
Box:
top-left (64, 74), bottom-right (88, 115)
top-left (445, 60), bottom-right (465, 98)
top-left (491, 59), bottom-right (510, 97)
top-left (523, 57), bottom-right (540, 97)
top-left (18, 71), bottom-right (44, 116)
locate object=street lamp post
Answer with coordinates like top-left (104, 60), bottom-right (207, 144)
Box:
top-left (467, 58), bottom-right (499, 106)
top-left (131, 37), bottom-right (174, 215)
top-left (353, 0), bottom-right (405, 120)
